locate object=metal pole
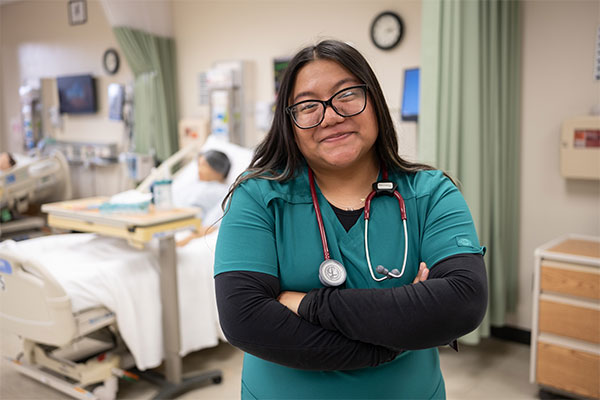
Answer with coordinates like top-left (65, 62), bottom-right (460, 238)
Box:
top-left (158, 235), bottom-right (182, 384)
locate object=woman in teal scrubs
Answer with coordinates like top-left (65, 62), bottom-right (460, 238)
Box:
top-left (214, 40), bottom-right (487, 399)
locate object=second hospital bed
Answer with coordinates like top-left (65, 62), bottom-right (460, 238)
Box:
top-left (0, 136), bottom-right (253, 398)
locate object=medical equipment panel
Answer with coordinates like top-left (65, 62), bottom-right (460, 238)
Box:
top-left (179, 118), bottom-right (209, 149)
top-left (120, 152), bottom-right (154, 182)
top-left (560, 116), bottom-right (600, 180)
top-left (56, 141), bottom-right (118, 166)
top-left (205, 60), bottom-right (254, 147)
top-left (19, 81), bottom-right (43, 150)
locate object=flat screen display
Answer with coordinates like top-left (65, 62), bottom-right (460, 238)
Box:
top-left (401, 68), bottom-right (419, 122)
top-left (273, 58), bottom-right (290, 97)
top-left (57, 74), bottom-right (97, 114)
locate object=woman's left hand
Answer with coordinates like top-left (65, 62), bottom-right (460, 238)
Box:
top-left (278, 291), bottom-right (306, 315)
top-left (412, 262), bottom-right (429, 284)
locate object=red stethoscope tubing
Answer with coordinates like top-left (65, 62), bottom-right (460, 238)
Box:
top-left (364, 168), bottom-right (407, 220)
top-left (308, 168), bottom-right (332, 261)
top-left (308, 166), bottom-right (407, 265)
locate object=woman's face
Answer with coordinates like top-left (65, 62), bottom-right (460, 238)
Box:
top-left (290, 59), bottom-right (378, 172)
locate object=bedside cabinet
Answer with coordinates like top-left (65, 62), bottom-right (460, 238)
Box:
top-left (530, 235), bottom-right (600, 399)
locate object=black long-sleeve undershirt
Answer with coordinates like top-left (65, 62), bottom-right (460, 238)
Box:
top-left (214, 253), bottom-right (487, 370)
top-left (214, 271), bottom-right (400, 371)
top-left (298, 253), bottom-right (487, 350)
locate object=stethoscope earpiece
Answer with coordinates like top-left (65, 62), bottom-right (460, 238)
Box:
top-left (375, 265), bottom-right (402, 279)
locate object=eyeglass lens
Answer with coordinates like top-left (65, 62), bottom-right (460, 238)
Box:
top-left (289, 86), bottom-right (366, 129)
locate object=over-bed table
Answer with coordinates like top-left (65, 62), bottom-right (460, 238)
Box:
top-left (41, 197), bottom-right (222, 398)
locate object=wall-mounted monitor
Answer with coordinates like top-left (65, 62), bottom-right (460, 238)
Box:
top-left (57, 74), bottom-right (97, 114)
top-left (401, 68), bottom-right (420, 122)
top-left (273, 58), bottom-right (291, 97)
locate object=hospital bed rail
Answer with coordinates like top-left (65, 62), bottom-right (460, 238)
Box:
top-left (0, 248), bottom-right (131, 400)
top-left (0, 150), bottom-right (72, 212)
top-left (137, 140), bottom-right (206, 194)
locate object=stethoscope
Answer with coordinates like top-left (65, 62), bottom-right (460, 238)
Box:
top-left (308, 167), bottom-right (409, 287)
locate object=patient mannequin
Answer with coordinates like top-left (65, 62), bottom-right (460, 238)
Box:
top-left (176, 150), bottom-right (231, 247)
top-left (0, 152), bottom-right (16, 171)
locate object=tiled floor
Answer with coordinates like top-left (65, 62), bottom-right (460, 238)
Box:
top-left (439, 338), bottom-right (539, 399)
top-left (1, 332), bottom-right (540, 399)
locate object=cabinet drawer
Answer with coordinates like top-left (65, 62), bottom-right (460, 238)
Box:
top-left (537, 342), bottom-right (600, 399)
top-left (539, 299), bottom-right (600, 344)
top-left (541, 263), bottom-right (600, 300)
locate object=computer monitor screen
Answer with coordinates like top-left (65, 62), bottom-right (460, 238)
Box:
top-left (401, 68), bottom-right (419, 122)
top-left (57, 74), bottom-right (97, 114)
top-left (273, 58), bottom-right (290, 97)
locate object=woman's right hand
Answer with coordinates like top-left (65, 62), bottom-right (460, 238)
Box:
top-left (176, 236), bottom-right (191, 247)
top-left (412, 262), bottom-right (429, 284)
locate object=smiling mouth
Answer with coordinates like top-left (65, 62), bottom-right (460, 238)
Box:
top-left (321, 132), bottom-right (353, 142)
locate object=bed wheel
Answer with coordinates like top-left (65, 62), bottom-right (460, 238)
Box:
top-left (212, 376), bottom-right (222, 384)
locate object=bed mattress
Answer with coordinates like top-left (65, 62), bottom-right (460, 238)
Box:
top-left (0, 231), bottom-right (224, 370)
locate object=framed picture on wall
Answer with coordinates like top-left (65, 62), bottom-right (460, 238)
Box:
top-left (68, 0), bottom-right (87, 26)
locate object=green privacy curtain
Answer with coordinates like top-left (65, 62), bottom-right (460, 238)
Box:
top-left (113, 27), bottom-right (178, 161)
top-left (419, 0), bottom-right (521, 343)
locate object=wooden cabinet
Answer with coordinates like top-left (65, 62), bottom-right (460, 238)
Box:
top-left (530, 235), bottom-right (600, 399)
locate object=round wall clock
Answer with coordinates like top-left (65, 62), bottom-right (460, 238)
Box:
top-left (370, 11), bottom-right (404, 51)
top-left (103, 48), bottom-right (120, 75)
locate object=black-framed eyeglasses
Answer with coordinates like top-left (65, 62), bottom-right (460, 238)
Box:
top-left (286, 84), bottom-right (368, 129)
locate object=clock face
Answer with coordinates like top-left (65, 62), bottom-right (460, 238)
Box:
top-left (103, 49), bottom-right (120, 75)
top-left (371, 11), bottom-right (404, 50)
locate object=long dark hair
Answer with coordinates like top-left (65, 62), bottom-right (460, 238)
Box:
top-left (223, 39), bottom-right (434, 207)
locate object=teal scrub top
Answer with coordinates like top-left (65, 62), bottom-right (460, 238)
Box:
top-left (215, 168), bottom-right (485, 399)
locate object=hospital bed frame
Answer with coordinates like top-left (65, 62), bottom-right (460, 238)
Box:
top-left (0, 150), bottom-right (72, 238)
top-left (1, 135), bottom-right (232, 399)
top-left (0, 250), bottom-right (130, 400)
top-left (137, 138), bottom-right (205, 194)
top-left (39, 198), bottom-right (222, 398)
top-left (0, 150), bottom-right (72, 212)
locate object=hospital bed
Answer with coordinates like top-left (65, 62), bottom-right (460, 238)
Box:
top-left (0, 244), bottom-right (125, 400)
top-left (0, 136), bottom-right (254, 399)
top-left (0, 150), bottom-right (72, 237)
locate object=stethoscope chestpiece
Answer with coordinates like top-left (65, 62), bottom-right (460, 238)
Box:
top-left (318, 259), bottom-right (347, 287)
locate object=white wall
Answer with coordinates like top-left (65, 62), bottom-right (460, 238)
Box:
top-left (510, 0), bottom-right (600, 329)
top-left (2, 0), bottom-right (421, 192)
top-left (1, 0), bottom-right (133, 147)
top-left (172, 0), bottom-right (422, 156)
top-left (0, 0), bottom-right (134, 197)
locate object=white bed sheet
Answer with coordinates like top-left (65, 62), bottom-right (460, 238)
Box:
top-left (0, 231), bottom-right (224, 371)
